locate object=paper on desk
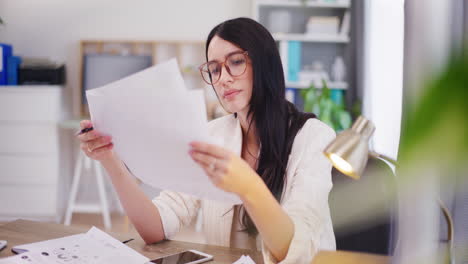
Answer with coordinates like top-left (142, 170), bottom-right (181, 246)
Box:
top-left (11, 234), bottom-right (83, 254)
top-left (76, 227), bottom-right (148, 264)
top-left (232, 255), bottom-right (256, 264)
top-left (0, 251), bottom-right (47, 264)
top-left (0, 227), bottom-right (148, 264)
top-left (86, 58), bottom-right (240, 204)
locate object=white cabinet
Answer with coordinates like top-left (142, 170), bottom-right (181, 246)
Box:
top-left (0, 86), bottom-right (66, 222)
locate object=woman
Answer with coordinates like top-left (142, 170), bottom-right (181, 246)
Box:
top-left (78, 17), bottom-right (336, 263)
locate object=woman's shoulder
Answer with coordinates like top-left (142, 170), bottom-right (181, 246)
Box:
top-left (294, 118), bottom-right (336, 147)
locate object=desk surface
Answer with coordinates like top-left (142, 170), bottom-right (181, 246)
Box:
top-left (0, 220), bottom-right (389, 264)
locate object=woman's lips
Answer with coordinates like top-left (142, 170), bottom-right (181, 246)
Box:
top-left (223, 90), bottom-right (241, 100)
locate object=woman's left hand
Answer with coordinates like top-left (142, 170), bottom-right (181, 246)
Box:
top-left (189, 141), bottom-right (261, 197)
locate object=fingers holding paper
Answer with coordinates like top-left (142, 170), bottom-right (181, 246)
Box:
top-left (77, 120), bottom-right (115, 162)
top-left (189, 141), bottom-right (260, 198)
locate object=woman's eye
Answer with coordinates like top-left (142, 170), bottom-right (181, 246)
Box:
top-left (231, 59), bottom-right (245, 65)
top-left (210, 68), bottom-right (220, 75)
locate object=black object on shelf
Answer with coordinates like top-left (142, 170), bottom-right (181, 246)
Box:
top-left (18, 64), bottom-right (65, 85)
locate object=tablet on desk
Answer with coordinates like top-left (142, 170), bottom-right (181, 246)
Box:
top-left (149, 249), bottom-right (213, 264)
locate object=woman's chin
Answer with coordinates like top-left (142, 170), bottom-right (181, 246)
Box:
top-left (222, 103), bottom-right (237, 113)
top-left (223, 105), bottom-right (244, 115)
top-left (220, 99), bottom-right (250, 114)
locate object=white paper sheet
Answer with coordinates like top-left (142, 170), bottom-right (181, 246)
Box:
top-left (0, 251), bottom-right (48, 264)
top-left (76, 227), bottom-right (148, 264)
top-left (12, 234), bottom-right (83, 254)
top-left (86, 58), bottom-right (240, 204)
top-left (0, 227), bottom-right (148, 264)
top-left (232, 255), bottom-right (256, 264)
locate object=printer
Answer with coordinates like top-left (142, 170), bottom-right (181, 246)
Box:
top-left (18, 57), bottom-right (65, 85)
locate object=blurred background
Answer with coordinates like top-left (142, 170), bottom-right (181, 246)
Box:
top-left (0, 0), bottom-right (466, 263)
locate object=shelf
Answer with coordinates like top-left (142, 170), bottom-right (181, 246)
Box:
top-left (257, 0), bottom-right (350, 8)
top-left (0, 85), bottom-right (63, 92)
top-left (273, 33), bottom-right (349, 43)
top-left (286, 81), bottom-right (348, 89)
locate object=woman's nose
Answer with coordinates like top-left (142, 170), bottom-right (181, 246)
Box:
top-left (217, 64), bottom-right (234, 84)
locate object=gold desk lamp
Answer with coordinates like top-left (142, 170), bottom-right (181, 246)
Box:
top-left (323, 116), bottom-right (453, 259)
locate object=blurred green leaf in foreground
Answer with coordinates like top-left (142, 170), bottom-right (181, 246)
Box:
top-left (399, 47), bottom-right (468, 172)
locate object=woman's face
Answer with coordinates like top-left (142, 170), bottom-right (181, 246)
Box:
top-left (207, 36), bottom-right (253, 115)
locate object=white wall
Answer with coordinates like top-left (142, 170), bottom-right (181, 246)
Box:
top-left (362, 0), bottom-right (404, 160)
top-left (0, 0), bottom-right (252, 116)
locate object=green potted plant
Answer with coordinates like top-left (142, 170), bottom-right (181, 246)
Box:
top-left (300, 80), bottom-right (352, 132)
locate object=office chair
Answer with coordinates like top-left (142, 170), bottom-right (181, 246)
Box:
top-left (329, 158), bottom-right (397, 255)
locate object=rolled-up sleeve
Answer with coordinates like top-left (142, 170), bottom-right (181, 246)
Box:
top-left (152, 190), bottom-right (201, 240)
top-left (262, 120), bottom-right (336, 264)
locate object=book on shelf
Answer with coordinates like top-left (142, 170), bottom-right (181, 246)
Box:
top-left (285, 88), bottom-right (296, 104)
top-left (287, 41), bottom-right (301, 82)
top-left (279, 41), bottom-right (289, 81)
top-left (340, 10), bottom-right (351, 36)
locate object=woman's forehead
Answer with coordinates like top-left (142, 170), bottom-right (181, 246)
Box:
top-left (207, 36), bottom-right (242, 61)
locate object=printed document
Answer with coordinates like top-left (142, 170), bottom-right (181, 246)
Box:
top-left (86, 59), bottom-right (240, 204)
top-left (0, 227), bottom-right (148, 264)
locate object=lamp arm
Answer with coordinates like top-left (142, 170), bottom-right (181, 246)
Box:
top-left (368, 150), bottom-right (398, 166)
top-left (438, 198), bottom-right (454, 244)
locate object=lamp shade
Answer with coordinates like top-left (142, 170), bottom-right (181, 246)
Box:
top-left (323, 116), bottom-right (375, 179)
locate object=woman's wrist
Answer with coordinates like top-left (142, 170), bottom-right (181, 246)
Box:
top-left (100, 153), bottom-right (126, 176)
top-left (238, 173), bottom-right (268, 203)
top-left (100, 152), bottom-right (117, 166)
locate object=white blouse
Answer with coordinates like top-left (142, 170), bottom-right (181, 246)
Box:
top-left (152, 114), bottom-right (336, 263)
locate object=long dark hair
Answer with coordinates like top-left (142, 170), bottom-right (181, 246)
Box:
top-left (205, 17), bottom-right (316, 235)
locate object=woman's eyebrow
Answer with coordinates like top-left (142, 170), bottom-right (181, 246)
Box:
top-left (208, 50), bottom-right (244, 63)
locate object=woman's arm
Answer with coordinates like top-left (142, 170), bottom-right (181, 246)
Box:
top-left (77, 120), bottom-right (165, 244)
top-left (189, 119), bottom-right (336, 263)
top-left (100, 155), bottom-right (165, 244)
top-left (240, 176), bottom-right (294, 261)
top-left (189, 142), bottom-right (294, 261)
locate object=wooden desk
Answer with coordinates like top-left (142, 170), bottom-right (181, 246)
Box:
top-left (0, 220), bottom-right (389, 264)
top-left (312, 250), bottom-right (389, 264)
top-left (0, 219), bottom-right (263, 263)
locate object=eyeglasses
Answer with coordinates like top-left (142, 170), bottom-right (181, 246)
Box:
top-left (198, 51), bottom-right (249, 85)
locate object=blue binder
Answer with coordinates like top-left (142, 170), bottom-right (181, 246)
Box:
top-left (0, 43), bottom-right (13, 85)
top-left (7, 56), bottom-right (21, 85)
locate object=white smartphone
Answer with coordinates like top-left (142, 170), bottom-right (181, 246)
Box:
top-left (149, 249), bottom-right (213, 264)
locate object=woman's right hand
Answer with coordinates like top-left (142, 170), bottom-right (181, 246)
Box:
top-left (77, 120), bottom-right (115, 162)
